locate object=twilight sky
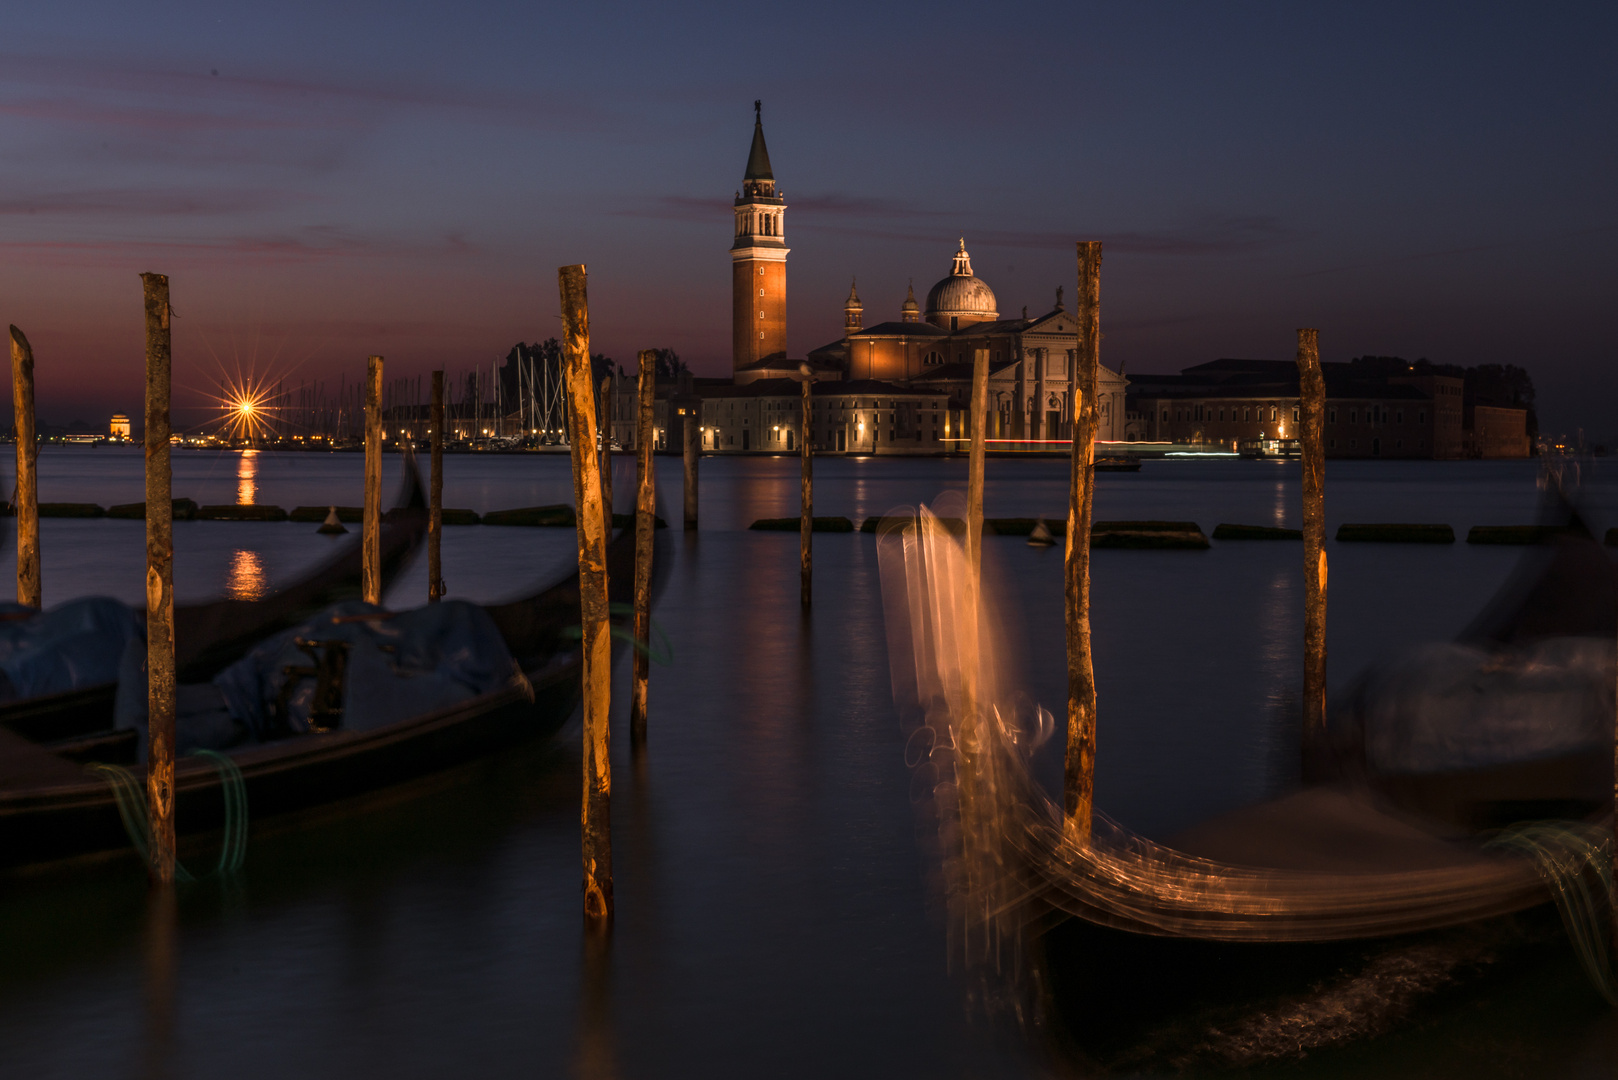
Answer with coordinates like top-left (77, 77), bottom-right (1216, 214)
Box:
top-left (0, 1), bottom-right (1611, 435)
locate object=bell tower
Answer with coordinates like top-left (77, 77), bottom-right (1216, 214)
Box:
top-left (732, 101), bottom-right (788, 373)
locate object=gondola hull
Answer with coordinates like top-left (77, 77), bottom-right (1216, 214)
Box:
top-left (0, 654), bottom-right (582, 872)
top-left (0, 522), bottom-right (648, 873)
top-left (1039, 904), bottom-right (1566, 1071)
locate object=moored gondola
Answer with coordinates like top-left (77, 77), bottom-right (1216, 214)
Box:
top-left (1325, 497), bottom-right (1618, 830)
top-left (877, 475), bottom-right (1615, 1071)
top-left (0, 462), bottom-right (429, 748)
top-left (0, 521), bottom-right (641, 872)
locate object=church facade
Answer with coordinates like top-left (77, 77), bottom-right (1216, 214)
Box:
top-left (713, 105), bottom-right (1128, 452)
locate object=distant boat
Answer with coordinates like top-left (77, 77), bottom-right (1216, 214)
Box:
top-left (1238, 437), bottom-right (1301, 459)
top-left (1094, 456), bottom-right (1141, 472)
top-left (1026, 518), bottom-right (1057, 547)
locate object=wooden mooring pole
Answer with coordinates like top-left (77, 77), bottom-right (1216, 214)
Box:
top-left (1297, 328), bottom-right (1328, 779)
top-left (141, 273), bottom-right (177, 885)
top-left (363, 356), bottom-right (383, 606)
top-left (559, 264), bottom-right (613, 929)
top-left (1063, 242), bottom-right (1101, 845)
top-left (429, 370), bottom-right (445, 602)
top-left (10, 327), bottom-right (39, 608)
top-left (630, 350), bottom-right (656, 748)
top-left (683, 405), bottom-right (699, 531)
top-left (965, 348), bottom-right (989, 576)
top-left (800, 365), bottom-right (813, 608)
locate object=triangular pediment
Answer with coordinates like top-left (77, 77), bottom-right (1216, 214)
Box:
top-left (1022, 309), bottom-right (1073, 335)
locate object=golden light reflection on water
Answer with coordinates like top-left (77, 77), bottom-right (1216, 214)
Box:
top-left (227, 548), bottom-right (268, 601)
top-left (237, 450), bottom-right (258, 505)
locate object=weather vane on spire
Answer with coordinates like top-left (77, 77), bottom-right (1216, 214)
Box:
top-left (755, 100), bottom-right (761, 121)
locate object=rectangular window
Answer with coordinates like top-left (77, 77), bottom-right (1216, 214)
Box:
top-left (1329, 408), bottom-right (1337, 423)
top-left (1349, 409), bottom-right (1357, 423)
top-left (1396, 410), bottom-right (1403, 423)
top-left (1419, 410), bottom-right (1426, 423)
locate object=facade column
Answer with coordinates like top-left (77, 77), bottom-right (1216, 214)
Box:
top-left (1033, 348), bottom-right (1048, 442)
top-left (1065, 348), bottom-right (1077, 439)
top-left (1015, 356), bottom-right (1028, 440)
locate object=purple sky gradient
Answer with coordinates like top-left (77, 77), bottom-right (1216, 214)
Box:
top-left (0, 1), bottom-right (1611, 435)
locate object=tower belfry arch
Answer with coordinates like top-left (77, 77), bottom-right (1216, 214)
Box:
top-left (732, 100), bottom-right (789, 373)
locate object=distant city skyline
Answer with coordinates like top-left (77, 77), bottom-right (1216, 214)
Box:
top-left (0, 1), bottom-right (1610, 435)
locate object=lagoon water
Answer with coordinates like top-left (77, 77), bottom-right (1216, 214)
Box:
top-left (1, 447), bottom-right (1614, 1078)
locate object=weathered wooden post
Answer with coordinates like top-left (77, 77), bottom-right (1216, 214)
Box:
top-left (141, 273), bottom-right (177, 885)
top-left (1063, 242), bottom-right (1101, 845)
top-left (600, 372), bottom-right (615, 520)
top-left (559, 264), bottom-right (613, 929)
top-left (683, 404), bottom-right (699, 531)
top-left (9, 327), bottom-right (39, 608)
top-left (429, 370), bottom-right (445, 602)
top-left (630, 350), bottom-right (657, 748)
top-left (1297, 328), bottom-right (1327, 777)
top-left (965, 347), bottom-right (989, 576)
top-left (800, 364), bottom-right (813, 608)
top-left (363, 355), bottom-right (383, 606)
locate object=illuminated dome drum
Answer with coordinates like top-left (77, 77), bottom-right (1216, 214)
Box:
top-left (925, 239), bottom-right (998, 329)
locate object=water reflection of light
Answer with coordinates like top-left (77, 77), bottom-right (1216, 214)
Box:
top-left (237, 450), bottom-right (258, 505)
top-left (227, 549), bottom-right (267, 601)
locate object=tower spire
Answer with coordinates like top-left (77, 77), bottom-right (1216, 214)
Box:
top-left (844, 277), bottom-right (863, 334)
top-left (745, 101), bottom-right (774, 184)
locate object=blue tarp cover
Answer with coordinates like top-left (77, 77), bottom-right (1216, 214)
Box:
top-left (211, 599), bottom-right (516, 740)
top-left (0, 597), bottom-right (140, 702)
top-left (1348, 637), bottom-right (1614, 774)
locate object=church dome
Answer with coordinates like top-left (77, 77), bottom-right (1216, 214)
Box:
top-left (925, 239), bottom-right (997, 328)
